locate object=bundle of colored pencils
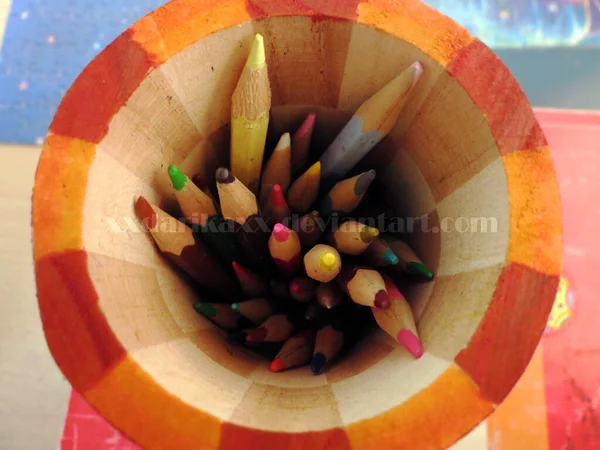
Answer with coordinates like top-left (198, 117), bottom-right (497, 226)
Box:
top-left (135, 34), bottom-right (434, 374)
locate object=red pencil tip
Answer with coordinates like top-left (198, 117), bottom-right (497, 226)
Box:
top-left (270, 184), bottom-right (286, 207)
top-left (246, 327), bottom-right (268, 342)
top-left (270, 358), bottom-right (285, 373)
top-left (397, 329), bottom-right (423, 358)
top-left (296, 112), bottom-right (316, 137)
top-left (272, 223), bottom-right (290, 242)
top-left (373, 290), bottom-right (390, 309)
top-left (290, 282), bottom-right (301, 293)
top-left (134, 196), bottom-right (157, 229)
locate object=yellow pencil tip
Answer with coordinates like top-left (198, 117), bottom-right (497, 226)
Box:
top-left (246, 34), bottom-right (266, 69)
top-left (307, 161), bottom-right (321, 176)
top-left (318, 252), bottom-right (337, 270)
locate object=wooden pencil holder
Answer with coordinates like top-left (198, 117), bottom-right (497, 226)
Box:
top-left (32, 0), bottom-right (563, 449)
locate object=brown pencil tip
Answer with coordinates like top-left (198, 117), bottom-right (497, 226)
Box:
top-left (246, 327), bottom-right (268, 342)
top-left (135, 196), bottom-right (157, 229)
top-left (216, 167), bottom-right (235, 184)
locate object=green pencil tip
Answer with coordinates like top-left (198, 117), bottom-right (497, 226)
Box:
top-left (168, 165), bottom-right (187, 191)
top-left (382, 250), bottom-right (399, 266)
top-left (194, 302), bottom-right (217, 317)
top-left (406, 262), bottom-right (434, 279)
top-left (231, 303), bottom-right (240, 311)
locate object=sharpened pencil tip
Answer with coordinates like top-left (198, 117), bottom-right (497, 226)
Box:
top-left (373, 290), bottom-right (390, 309)
top-left (318, 252), bottom-right (337, 270)
top-left (134, 196), bottom-right (157, 229)
top-left (270, 184), bottom-right (286, 207)
top-left (216, 167), bottom-right (234, 184)
top-left (406, 261), bottom-right (434, 279)
top-left (272, 223), bottom-right (290, 242)
top-left (231, 303), bottom-right (240, 311)
top-left (168, 164), bottom-right (187, 191)
top-left (306, 161), bottom-right (321, 176)
top-left (354, 170), bottom-right (376, 196)
top-left (382, 249), bottom-right (399, 266)
top-left (194, 302), bottom-right (217, 318)
top-left (275, 133), bottom-right (291, 151)
top-left (246, 327), bottom-right (267, 342)
top-left (246, 33), bottom-right (266, 69)
top-left (295, 113), bottom-right (316, 138)
top-left (270, 358), bottom-right (285, 373)
top-left (397, 329), bottom-right (423, 358)
top-left (359, 226), bottom-right (379, 243)
top-left (311, 352), bottom-right (327, 374)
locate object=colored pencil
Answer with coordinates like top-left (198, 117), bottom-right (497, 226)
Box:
top-left (168, 165), bottom-right (238, 263)
top-left (319, 61), bottom-right (423, 189)
top-left (320, 170), bottom-right (376, 217)
top-left (297, 211), bottom-right (324, 248)
top-left (232, 261), bottom-right (269, 297)
top-left (246, 311), bottom-right (305, 343)
top-left (311, 319), bottom-right (347, 375)
top-left (230, 33), bottom-right (271, 194)
top-left (231, 298), bottom-right (276, 325)
top-left (216, 168), bottom-right (271, 271)
top-left (260, 132), bottom-right (291, 206)
top-left (289, 276), bottom-right (317, 302)
top-left (269, 223), bottom-right (302, 275)
top-left (291, 112), bottom-right (316, 178)
top-left (374, 274), bottom-right (423, 358)
top-left (135, 196), bottom-right (238, 300)
top-left (303, 244), bottom-right (342, 283)
top-left (304, 300), bottom-right (328, 323)
top-left (270, 329), bottom-right (316, 373)
top-left (286, 161), bottom-right (321, 214)
top-left (194, 302), bottom-right (242, 330)
top-left (383, 235), bottom-right (434, 279)
top-left (216, 167), bottom-right (258, 225)
top-left (262, 184), bottom-right (291, 228)
top-left (337, 265), bottom-right (390, 309)
top-left (316, 282), bottom-right (345, 309)
top-left (329, 220), bottom-right (379, 255)
top-left (363, 237), bottom-right (399, 267)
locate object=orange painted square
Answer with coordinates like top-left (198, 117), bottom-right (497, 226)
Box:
top-left (33, 135), bottom-right (95, 260)
top-left (346, 364), bottom-right (494, 450)
top-left (36, 250), bottom-right (126, 392)
top-left (85, 356), bottom-right (221, 450)
top-left (455, 263), bottom-right (559, 404)
top-left (504, 147), bottom-right (562, 275)
top-left (51, 29), bottom-right (156, 143)
top-left (131, 0), bottom-right (251, 64)
top-left (358, 0), bottom-right (474, 66)
top-left (446, 39), bottom-right (547, 154)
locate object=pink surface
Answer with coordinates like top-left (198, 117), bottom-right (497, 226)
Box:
top-left (58, 108), bottom-right (600, 449)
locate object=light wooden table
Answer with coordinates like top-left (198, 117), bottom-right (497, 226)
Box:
top-left (0, 144), bottom-right (71, 449)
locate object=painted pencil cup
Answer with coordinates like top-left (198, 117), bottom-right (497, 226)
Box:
top-left (32, 0), bottom-right (562, 449)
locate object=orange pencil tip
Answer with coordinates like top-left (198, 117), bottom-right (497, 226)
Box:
top-left (270, 359), bottom-right (285, 373)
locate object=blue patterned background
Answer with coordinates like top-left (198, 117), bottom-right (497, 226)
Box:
top-left (0, 0), bottom-right (599, 144)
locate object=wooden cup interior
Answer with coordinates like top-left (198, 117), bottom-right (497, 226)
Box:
top-left (82, 17), bottom-right (509, 431)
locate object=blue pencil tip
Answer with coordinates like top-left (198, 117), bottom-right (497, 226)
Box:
top-left (382, 249), bottom-right (399, 266)
top-left (311, 352), bottom-right (327, 374)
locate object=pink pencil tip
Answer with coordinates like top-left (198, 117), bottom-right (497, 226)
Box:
top-left (410, 61), bottom-right (424, 88)
top-left (296, 113), bottom-right (316, 137)
top-left (272, 223), bottom-right (290, 242)
top-left (397, 329), bottom-right (423, 358)
top-left (290, 282), bottom-right (301, 293)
